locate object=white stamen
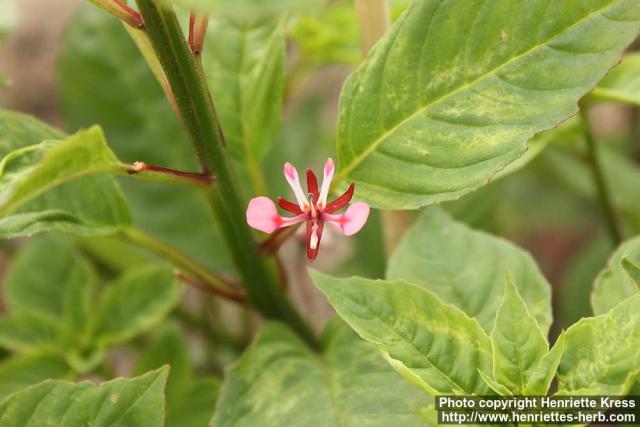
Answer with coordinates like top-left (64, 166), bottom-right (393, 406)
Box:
top-left (318, 158), bottom-right (334, 208)
top-left (283, 163), bottom-right (309, 210)
top-left (309, 223), bottom-right (319, 249)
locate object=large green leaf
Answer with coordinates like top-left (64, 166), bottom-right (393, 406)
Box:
top-left (311, 271), bottom-right (493, 395)
top-left (212, 319), bottom-right (426, 427)
top-left (591, 236), bottom-right (640, 315)
top-left (90, 266), bottom-right (181, 346)
top-left (491, 277), bottom-right (548, 393)
top-left (590, 52), bottom-right (640, 105)
top-left (0, 353), bottom-right (70, 400)
top-left (0, 111), bottom-right (131, 237)
top-left (557, 294), bottom-right (640, 395)
top-left (58, 4), bottom-right (234, 274)
top-left (336, 0), bottom-right (640, 209)
top-left (135, 323), bottom-right (219, 427)
top-left (204, 18), bottom-right (285, 168)
top-left (387, 208), bottom-right (552, 333)
top-left (0, 367), bottom-right (168, 427)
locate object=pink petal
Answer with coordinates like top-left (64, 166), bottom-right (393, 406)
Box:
top-left (324, 202), bottom-right (370, 236)
top-left (246, 197), bottom-right (280, 233)
top-left (283, 163), bottom-right (308, 210)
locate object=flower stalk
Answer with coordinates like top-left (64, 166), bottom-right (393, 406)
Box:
top-left (134, 0), bottom-right (316, 346)
top-left (580, 105), bottom-right (623, 245)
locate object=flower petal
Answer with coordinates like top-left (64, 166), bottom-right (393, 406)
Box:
top-left (284, 162), bottom-right (308, 210)
top-left (318, 157), bottom-right (334, 208)
top-left (324, 182), bottom-right (354, 214)
top-left (247, 197), bottom-right (306, 233)
top-left (277, 197), bottom-right (303, 215)
top-left (306, 169), bottom-right (319, 204)
top-left (324, 202), bottom-right (370, 236)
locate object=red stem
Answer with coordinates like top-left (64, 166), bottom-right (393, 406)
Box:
top-left (113, 0), bottom-right (144, 27)
top-left (128, 161), bottom-right (214, 185)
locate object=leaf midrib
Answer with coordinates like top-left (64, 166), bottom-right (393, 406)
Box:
top-left (336, 0), bottom-right (616, 182)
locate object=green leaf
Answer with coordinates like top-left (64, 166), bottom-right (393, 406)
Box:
top-left (0, 126), bottom-right (125, 216)
top-left (4, 236), bottom-right (95, 331)
top-left (590, 53), bottom-right (640, 105)
top-left (477, 370), bottom-right (512, 396)
top-left (557, 294), bottom-right (640, 395)
top-left (58, 4), bottom-right (234, 274)
top-left (387, 208), bottom-right (552, 333)
top-left (592, 236), bottom-right (640, 315)
top-left (524, 331), bottom-right (566, 395)
top-left (90, 266), bottom-right (181, 346)
top-left (336, 0), bottom-right (640, 209)
top-left (622, 257), bottom-right (640, 288)
top-left (213, 319), bottom-right (426, 426)
top-left (0, 111), bottom-right (131, 237)
top-left (0, 367), bottom-right (169, 427)
top-left (311, 271), bottom-right (493, 395)
top-left (135, 323), bottom-right (219, 427)
top-left (0, 353), bottom-right (70, 400)
top-left (204, 18), bottom-right (285, 167)
top-left (0, 316), bottom-right (63, 353)
top-left (491, 277), bottom-right (548, 393)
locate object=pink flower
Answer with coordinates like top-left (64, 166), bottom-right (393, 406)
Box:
top-left (246, 158), bottom-right (370, 260)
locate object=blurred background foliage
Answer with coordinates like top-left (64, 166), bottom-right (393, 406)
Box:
top-left (0, 0), bottom-right (639, 423)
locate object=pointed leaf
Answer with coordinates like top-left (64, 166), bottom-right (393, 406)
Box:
top-left (0, 353), bottom-right (70, 400)
top-left (478, 370), bottom-right (512, 396)
top-left (591, 53), bottom-right (640, 105)
top-left (387, 208), bottom-right (552, 333)
top-left (213, 319), bottom-right (425, 426)
top-left (524, 331), bottom-right (566, 395)
top-left (592, 236), bottom-right (640, 314)
top-left (336, 0), bottom-right (640, 208)
top-left (204, 17), bottom-right (285, 165)
top-left (0, 111), bottom-right (130, 237)
top-left (557, 295), bottom-right (640, 395)
top-left (90, 266), bottom-right (181, 346)
top-left (311, 271), bottom-right (493, 395)
top-left (0, 368), bottom-right (168, 427)
top-left (491, 277), bottom-right (548, 393)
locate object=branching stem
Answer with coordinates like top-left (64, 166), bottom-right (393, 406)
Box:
top-left (135, 0), bottom-right (316, 346)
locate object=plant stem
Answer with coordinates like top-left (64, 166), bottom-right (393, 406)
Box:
top-left (135, 0), bottom-right (316, 346)
top-left (580, 106), bottom-right (622, 246)
top-left (122, 227), bottom-right (245, 300)
top-left (354, 0), bottom-right (391, 54)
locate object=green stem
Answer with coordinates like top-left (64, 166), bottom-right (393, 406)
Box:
top-left (122, 227), bottom-right (245, 301)
top-left (134, 0), bottom-right (316, 346)
top-left (580, 106), bottom-right (623, 246)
